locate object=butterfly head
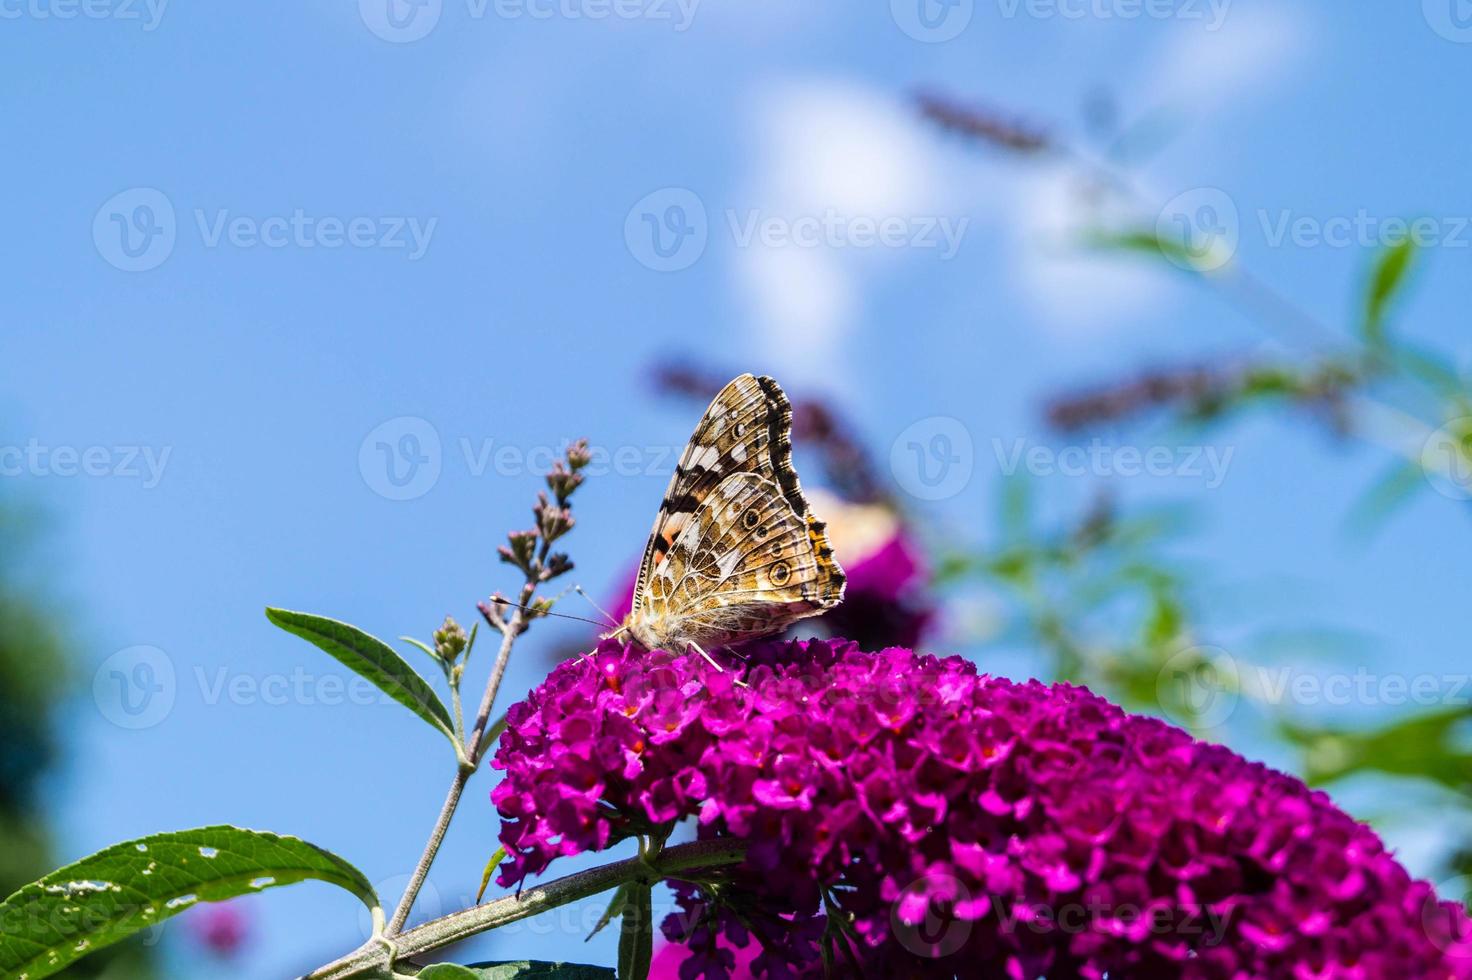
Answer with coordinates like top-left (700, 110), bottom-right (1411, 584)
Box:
top-left (604, 609), bottom-right (723, 653)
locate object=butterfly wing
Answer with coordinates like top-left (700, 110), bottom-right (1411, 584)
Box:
top-left (630, 373), bottom-right (812, 619)
top-left (638, 472), bottom-right (845, 648)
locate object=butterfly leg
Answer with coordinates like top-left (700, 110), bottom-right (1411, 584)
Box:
top-left (688, 641), bottom-right (749, 689)
top-left (718, 643), bottom-right (750, 663)
top-left (686, 640), bottom-right (725, 673)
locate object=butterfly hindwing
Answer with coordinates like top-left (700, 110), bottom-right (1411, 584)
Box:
top-left (640, 472), bottom-right (843, 648)
top-left (621, 374), bottom-right (846, 651)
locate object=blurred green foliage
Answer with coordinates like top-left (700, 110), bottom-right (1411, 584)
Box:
top-left (0, 502), bottom-right (156, 979)
top-left (920, 90), bottom-right (1472, 889)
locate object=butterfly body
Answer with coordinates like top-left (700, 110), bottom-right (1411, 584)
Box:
top-left (614, 374), bottom-right (846, 652)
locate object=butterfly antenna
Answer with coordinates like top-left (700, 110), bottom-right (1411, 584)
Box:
top-left (477, 599), bottom-right (609, 630)
top-left (572, 585), bottom-right (622, 629)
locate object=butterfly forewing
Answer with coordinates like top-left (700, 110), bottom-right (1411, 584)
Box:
top-left (633, 374), bottom-right (799, 616)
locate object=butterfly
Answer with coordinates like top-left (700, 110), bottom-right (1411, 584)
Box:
top-left (611, 374), bottom-right (846, 654)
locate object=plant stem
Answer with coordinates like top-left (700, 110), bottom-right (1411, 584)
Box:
top-left (384, 579), bottom-right (535, 936)
top-left (304, 838), bottom-right (748, 980)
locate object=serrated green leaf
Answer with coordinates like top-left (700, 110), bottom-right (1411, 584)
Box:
top-left (266, 607), bottom-right (455, 743)
top-left (1363, 237), bottom-right (1417, 347)
top-left (418, 962), bottom-right (615, 980)
top-left (0, 826), bottom-right (375, 980)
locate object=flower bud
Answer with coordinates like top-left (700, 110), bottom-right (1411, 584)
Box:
top-left (433, 615), bottom-right (468, 663)
top-left (500, 529), bottom-right (539, 572)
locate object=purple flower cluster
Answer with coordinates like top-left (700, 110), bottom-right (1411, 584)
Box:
top-left (818, 523), bottom-right (930, 653)
top-left (491, 638), bottom-right (1472, 978)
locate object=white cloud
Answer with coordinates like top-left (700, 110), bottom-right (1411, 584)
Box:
top-left (1141, 5), bottom-right (1307, 113)
top-left (729, 78), bottom-right (969, 383)
top-left (1007, 163), bottom-right (1180, 331)
top-left (732, 246), bottom-right (854, 382)
top-left (1008, 7), bottom-right (1312, 333)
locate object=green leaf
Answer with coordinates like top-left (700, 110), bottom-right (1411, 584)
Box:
top-left (1363, 237), bottom-right (1417, 347)
top-left (1345, 462), bottom-right (1425, 537)
top-left (0, 826), bottom-right (376, 980)
top-left (616, 883), bottom-right (653, 980)
top-left (400, 635), bottom-right (444, 666)
top-left (418, 963), bottom-right (615, 980)
top-left (1081, 228), bottom-right (1204, 271)
top-left (1392, 342), bottom-right (1466, 397)
top-left (1279, 706), bottom-right (1472, 790)
top-left (587, 883), bottom-right (629, 942)
top-left (475, 846), bottom-right (507, 904)
top-left (484, 710), bottom-right (510, 749)
top-left (266, 607), bottom-right (455, 743)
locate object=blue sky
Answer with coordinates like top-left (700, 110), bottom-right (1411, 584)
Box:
top-left (4, 2), bottom-right (1472, 976)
